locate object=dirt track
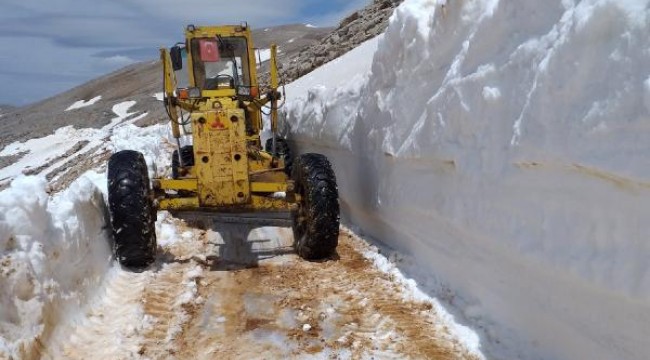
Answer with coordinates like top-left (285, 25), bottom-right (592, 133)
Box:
top-left (41, 215), bottom-right (477, 360)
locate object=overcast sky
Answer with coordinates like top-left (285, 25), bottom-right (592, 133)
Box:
top-left (0, 0), bottom-right (369, 106)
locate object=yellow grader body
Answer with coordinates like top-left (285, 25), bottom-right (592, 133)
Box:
top-left (158, 24), bottom-right (291, 213)
top-left (106, 23), bottom-right (340, 268)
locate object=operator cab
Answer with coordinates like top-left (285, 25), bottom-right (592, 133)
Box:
top-left (191, 37), bottom-right (251, 91)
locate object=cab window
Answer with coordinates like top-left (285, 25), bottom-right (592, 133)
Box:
top-left (191, 37), bottom-right (250, 90)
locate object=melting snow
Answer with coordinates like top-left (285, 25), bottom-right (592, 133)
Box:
top-left (0, 101), bottom-right (148, 188)
top-left (65, 96), bottom-right (102, 111)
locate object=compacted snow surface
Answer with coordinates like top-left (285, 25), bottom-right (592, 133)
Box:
top-left (284, 0), bottom-right (650, 359)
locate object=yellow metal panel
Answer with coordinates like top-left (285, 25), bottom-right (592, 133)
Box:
top-left (202, 89), bottom-right (236, 98)
top-left (228, 110), bottom-right (250, 204)
top-left (250, 182), bottom-right (287, 193)
top-left (159, 195), bottom-right (289, 212)
top-left (160, 48), bottom-right (181, 139)
top-left (250, 195), bottom-right (290, 211)
top-left (194, 110), bottom-right (222, 205)
top-left (159, 197), bottom-right (200, 210)
top-left (159, 179), bottom-right (198, 191)
top-left (193, 108), bottom-right (250, 207)
top-left (185, 25), bottom-right (248, 39)
top-left (270, 44), bottom-right (279, 89)
top-left (269, 44), bottom-right (279, 134)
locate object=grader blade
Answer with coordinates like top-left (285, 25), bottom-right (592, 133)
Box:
top-left (173, 211), bottom-right (293, 227)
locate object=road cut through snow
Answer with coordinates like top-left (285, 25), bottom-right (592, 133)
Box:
top-left (1, 98), bottom-right (484, 359)
top-left (38, 211), bottom-right (484, 360)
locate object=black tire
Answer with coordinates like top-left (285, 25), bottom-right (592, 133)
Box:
top-left (265, 137), bottom-right (293, 174)
top-left (171, 145), bottom-right (194, 179)
top-left (291, 153), bottom-right (340, 260)
top-left (107, 150), bottom-right (157, 268)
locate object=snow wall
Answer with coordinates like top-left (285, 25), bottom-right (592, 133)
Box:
top-left (0, 177), bottom-right (113, 358)
top-left (284, 0), bottom-right (650, 359)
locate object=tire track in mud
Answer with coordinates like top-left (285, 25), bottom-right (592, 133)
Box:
top-left (138, 264), bottom-right (188, 359)
top-left (42, 217), bottom-right (206, 360)
top-left (138, 221), bottom-right (207, 359)
top-left (43, 269), bottom-right (152, 359)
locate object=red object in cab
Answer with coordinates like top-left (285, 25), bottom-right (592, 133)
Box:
top-left (199, 39), bottom-right (220, 62)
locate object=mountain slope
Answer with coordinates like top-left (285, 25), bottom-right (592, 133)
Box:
top-left (0, 105), bottom-right (15, 116)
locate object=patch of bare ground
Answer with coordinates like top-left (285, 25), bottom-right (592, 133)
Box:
top-left (0, 151), bottom-right (28, 170)
top-left (22, 140), bottom-right (89, 176)
top-left (48, 146), bottom-right (111, 192)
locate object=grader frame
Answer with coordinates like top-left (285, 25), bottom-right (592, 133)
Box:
top-left (158, 24), bottom-right (292, 214)
top-left (105, 23), bottom-right (340, 268)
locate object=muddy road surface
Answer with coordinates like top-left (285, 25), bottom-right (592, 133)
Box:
top-left (41, 214), bottom-right (478, 359)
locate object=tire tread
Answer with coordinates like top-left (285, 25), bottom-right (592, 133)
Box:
top-left (107, 150), bottom-right (157, 268)
top-left (292, 153), bottom-right (340, 260)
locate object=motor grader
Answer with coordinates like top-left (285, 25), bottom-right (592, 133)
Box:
top-left (106, 24), bottom-right (340, 268)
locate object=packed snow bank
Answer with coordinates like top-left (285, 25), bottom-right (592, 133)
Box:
top-left (0, 97), bottom-right (172, 358)
top-left (285, 0), bottom-right (650, 359)
top-left (0, 176), bottom-right (112, 358)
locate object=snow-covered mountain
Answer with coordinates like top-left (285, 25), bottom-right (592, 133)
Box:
top-left (284, 0), bottom-right (650, 359)
top-left (2, 0), bottom-right (650, 359)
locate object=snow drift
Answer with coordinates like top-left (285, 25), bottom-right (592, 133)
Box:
top-left (0, 176), bottom-right (112, 358)
top-left (0, 117), bottom-right (172, 359)
top-left (284, 0), bottom-right (650, 359)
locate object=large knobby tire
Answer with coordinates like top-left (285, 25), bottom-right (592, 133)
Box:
top-left (107, 150), bottom-right (157, 268)
top-left (171, 145), bottom-right (195, 179)
top-left (265, 137), bottom-right (293, 175)
top-left (291, 153), bottom-right (340, 260)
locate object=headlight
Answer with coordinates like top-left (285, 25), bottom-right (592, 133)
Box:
top-left (188, 87), bottom-right (201, 98)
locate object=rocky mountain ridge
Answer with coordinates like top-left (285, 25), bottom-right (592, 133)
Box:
top-left (265, 0), bottom-right (404, 85)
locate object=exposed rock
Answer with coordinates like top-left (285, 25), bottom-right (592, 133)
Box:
top-left (261, 0), bottom-right (405, 85)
